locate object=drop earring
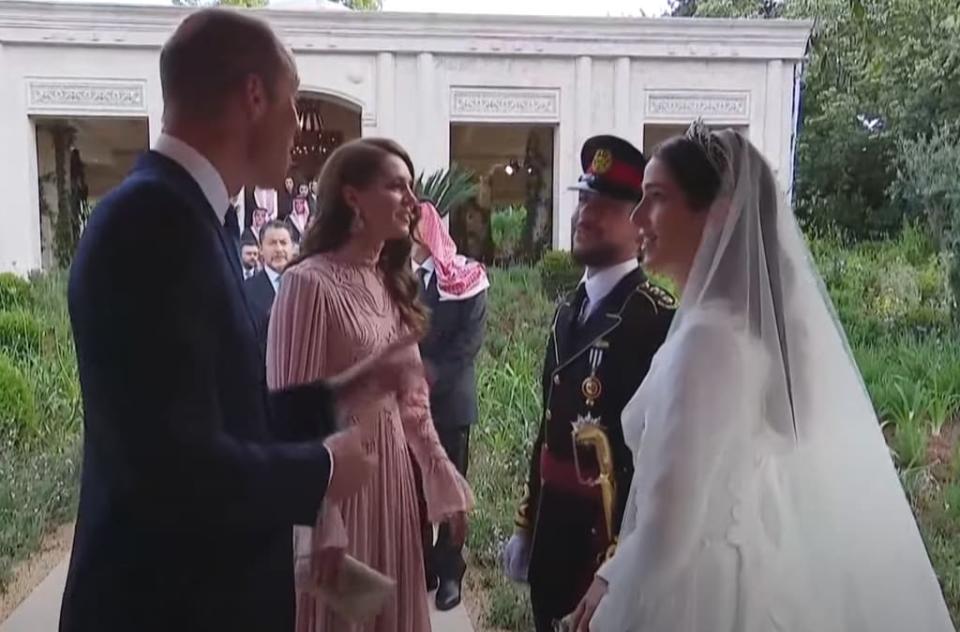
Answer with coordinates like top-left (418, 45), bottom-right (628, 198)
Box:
top-left (350, 211), bottom-right (365, 235)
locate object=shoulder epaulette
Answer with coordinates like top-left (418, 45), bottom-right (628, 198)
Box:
top-left (636, 280), bottom-right (677, 311)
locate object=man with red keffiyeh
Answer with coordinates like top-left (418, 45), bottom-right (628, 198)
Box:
top-left (412, 200), bottom-right (488, 611)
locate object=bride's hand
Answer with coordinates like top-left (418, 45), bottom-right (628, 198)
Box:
top-left (569, 576), bottom-right (608, 632)
top-left (446, 511), bottom-right (469, 548)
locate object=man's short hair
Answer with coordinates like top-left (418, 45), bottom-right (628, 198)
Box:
top-left (240, 236), bottom-right (259, 249)
top-left (260, 219), bottom-right (292, 243)
top-left (160, 8), bottom-right (293, 121)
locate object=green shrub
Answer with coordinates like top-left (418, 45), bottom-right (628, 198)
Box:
top-left (893, 124), bottom-right (960, 312)
top-left (0, 273), bottom-right (32, 312)
top-left (809, 227), bottom-right (952, 342)
top-left (491, 205), bottom-right (527, 262)
top-left (0, 311), bottom-right (44, 362)
top-left (538, 250), bottom-right (582, 300)
top-left (0, 270), bottom-right (81, 592)
top-left (0, 433), bottom-right (80, 588)
top-left (471, 267), bottom-right (554, 628)
top-left (0, 354), bottom-right (38, 439)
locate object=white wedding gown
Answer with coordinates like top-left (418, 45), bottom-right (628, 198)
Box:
top-left (589, 130), bottom-right (955, 632)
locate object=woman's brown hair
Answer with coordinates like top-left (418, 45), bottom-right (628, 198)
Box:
top-left (293, 138), bottom-right (428, 335)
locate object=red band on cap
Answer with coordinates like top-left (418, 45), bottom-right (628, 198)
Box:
top-left (588, 160), bottom-right (643, 190)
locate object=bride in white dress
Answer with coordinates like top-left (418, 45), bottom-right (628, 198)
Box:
top-left (568, 124), bottom-right (955, 632)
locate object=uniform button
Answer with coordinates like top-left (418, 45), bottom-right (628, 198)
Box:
top-left (553, 375), bottom-right (560, 385)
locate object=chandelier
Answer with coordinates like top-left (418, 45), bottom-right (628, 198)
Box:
top-left (292, 98), bottom-right (344, 160)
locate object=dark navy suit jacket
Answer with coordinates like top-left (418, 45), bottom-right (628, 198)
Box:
top-left (62, 151), bottom-right (335, 632)
top-left (417, 270), bottom-right (486, 427)
top-left (244, 269), bottom-right (277, 357)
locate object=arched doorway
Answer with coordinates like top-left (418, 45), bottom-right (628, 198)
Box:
top-left (290, 92), bottom-right (362, 184)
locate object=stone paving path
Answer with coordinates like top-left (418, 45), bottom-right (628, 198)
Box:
top-left (1, 555), bottom-right (474, 632)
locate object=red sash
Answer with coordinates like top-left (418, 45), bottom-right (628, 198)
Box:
top-left (539, 447), bottom-right (601, 500)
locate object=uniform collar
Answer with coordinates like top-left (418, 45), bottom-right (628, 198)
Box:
top-left (582, 259), bottom-right (639, 309)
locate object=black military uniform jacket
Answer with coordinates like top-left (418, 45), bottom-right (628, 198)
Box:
top-left (518, 266), bottom-right (675, 622)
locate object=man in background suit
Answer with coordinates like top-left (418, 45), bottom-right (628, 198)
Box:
top-left (244, 220), bottom-right (292, 354)
top-left (278, 175), bottom-right (296, 220)
top-left (240, 237), bottom-right (260, 280)
top-left (241, 206), bottom-right (269, 246)
top-left (308, 179), bottom-right (319, 216)
top-left (62, 10), bottom-right (413, 632)
top-left (413, 201), bottom-right (488, 611)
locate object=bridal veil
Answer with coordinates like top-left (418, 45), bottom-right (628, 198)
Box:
top-left (590, 129), bottom-right (954, 631)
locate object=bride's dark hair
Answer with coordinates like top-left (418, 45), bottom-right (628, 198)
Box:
top-left (653, 120), bottom-right (729, 212)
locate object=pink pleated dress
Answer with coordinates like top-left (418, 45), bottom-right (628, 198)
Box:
top-left (266, 252), bottom-right (474, 632)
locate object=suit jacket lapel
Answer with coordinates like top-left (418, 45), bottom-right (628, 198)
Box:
top-left (139, 151), bottom-right (262, 353)
top-left (553, 268), bottom-right (646, 374)
top-left (552, 288), bottom-right (580, 367)
top-left (267, 274), bottom-right (277, 300)
top-left (416, 269), bottom-right (440, 308)
top-left (426, 273), bottom-right (440, 307)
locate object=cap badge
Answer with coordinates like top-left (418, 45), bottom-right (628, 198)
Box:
top-left (591, 149), bottom-right (613, 175)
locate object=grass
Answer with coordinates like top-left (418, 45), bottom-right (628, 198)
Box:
top-left (469, 231), bottom-right (960, 629)
top-left (0, 271), bottom-right (81, 590)
top-left (468, 266), bottom-right (549, 631)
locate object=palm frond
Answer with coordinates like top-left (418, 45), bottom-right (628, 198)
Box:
top-left (414, 163), bottom-right (478, 218)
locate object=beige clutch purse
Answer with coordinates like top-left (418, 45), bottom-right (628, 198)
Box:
top-left (295, 553), bottom-right (396, 623)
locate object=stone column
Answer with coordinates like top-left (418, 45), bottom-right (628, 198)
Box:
top-left (613, 57), bottom-right (632, 141)
top-left (574, 56), bottom-right (593, 153)
top-left (373, 52), bottom-right (396, 138)
top-left (0, 46), bottom-right (43, 274)
top-left (763, 59), bottom-right (784, 183)
top-left (416, 52), bottom-right (445, 175)
top-left (782, 62), bottom-right (801, 197)
top-left (557, 55), bottom-right (593, 251)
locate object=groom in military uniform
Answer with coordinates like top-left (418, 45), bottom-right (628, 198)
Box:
top-left (502, 135), bottom-right (676, 631)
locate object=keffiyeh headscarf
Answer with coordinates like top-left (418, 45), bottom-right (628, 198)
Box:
top-left (417, 201), bottom-right (489, 301)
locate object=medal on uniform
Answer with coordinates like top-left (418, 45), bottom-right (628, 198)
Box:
top-left (582, 376), bottom-right (601, 404)
top-left (582, 345), bottom-right (604, 407)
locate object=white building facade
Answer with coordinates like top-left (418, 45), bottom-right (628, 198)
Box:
top-left (0, 1), bottom-right (810, 274)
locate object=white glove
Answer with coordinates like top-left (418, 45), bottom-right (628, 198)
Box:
top-left (501, 531), bottom-right (532, 583)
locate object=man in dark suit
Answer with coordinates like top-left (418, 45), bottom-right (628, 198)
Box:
top-left (61, 10), bottom-right (412, 632)
top-left (411, 202), bottom-right (488, 611)
top-left (240, 236), bottom-right (260, 280)
top-left (502, 136), bottom-right (676, 631)
top-left (308, 179), bottom-right (320, 216)
top-left (244, 220), bottom-right (292, 354)
top-left (278, 176), bottom-right (296, 220)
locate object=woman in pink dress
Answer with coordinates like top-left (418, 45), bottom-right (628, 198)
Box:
top-left (266, 137), bottom-right (474, 632)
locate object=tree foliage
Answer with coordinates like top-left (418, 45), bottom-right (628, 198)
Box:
top-left (674, 0), bottom-right (960, 240)
top-left (172, 0), bottom-right (268, 7)
top-left (171, 0), bottom-right (379, 9)
top-left (672, 0), bottom-right (785, 17)
top-left (669, 0), bottom-right (698, 16)
top-left (337, 0), bottom-right (382, 9)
